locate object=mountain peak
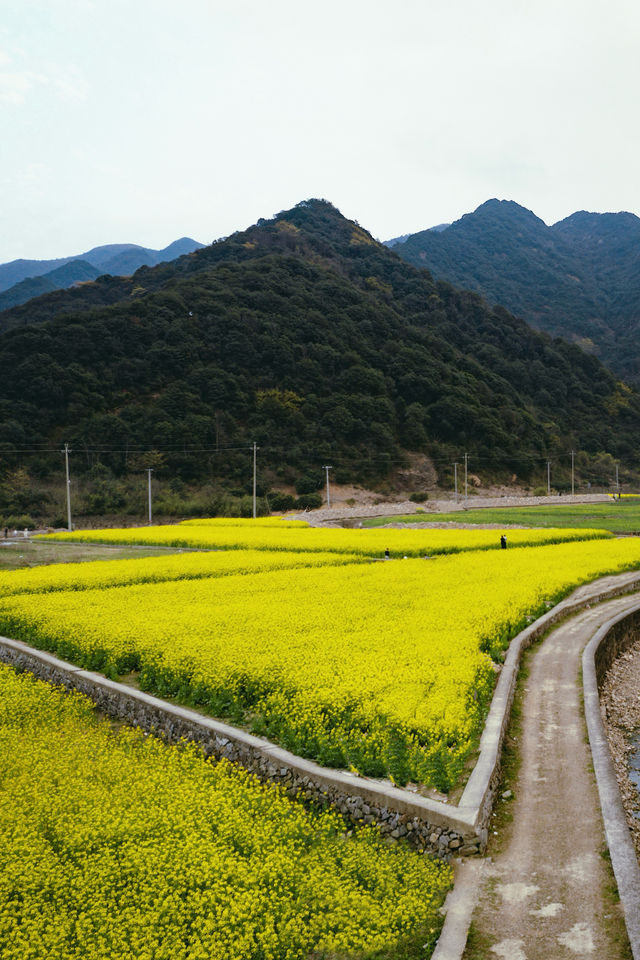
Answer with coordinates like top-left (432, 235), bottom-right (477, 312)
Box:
top-left (552, 209), bottom-right (640, 245)
top-left (390, 199), bottom-right (640, 384)
top-left (463, 199), bottom-right (547, 229)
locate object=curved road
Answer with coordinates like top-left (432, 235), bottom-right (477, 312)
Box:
top-left (463, 591), bottom-right (640, 959)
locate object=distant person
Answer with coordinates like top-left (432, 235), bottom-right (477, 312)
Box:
top-left (3, 527), bottom-right (7, 539)
top-left (384, 548), bottom-right (390, 560)
top-left (23, 528), bottom-right (29, 538)
top-left (500, 534), bottom-right (507, 549)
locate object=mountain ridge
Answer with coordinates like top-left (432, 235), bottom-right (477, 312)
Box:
top-left (0, 237), bottom-right (205, 296)
top-left (390, 200), bottom-right (640, 382)
top-left (0, 260), bottom-right (102, 311)
top-left (0, 198), bottom-right (637, 501)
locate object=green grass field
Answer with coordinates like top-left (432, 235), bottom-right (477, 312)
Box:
top-left (0, 539), bottom-right (184, 571)
top-left (363, 500), bottom-right (640, 534)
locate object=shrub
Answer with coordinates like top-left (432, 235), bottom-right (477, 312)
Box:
top-left (2, 514), bottom-right (36, 530)
top-left (296, 493), bottom-right (322, 510)
top-left (296, 475), bottom-right (323, 495)
top-left (409, 492), bottom-right (429, 503)
top-left (268, 491), bottom-right (298, 511)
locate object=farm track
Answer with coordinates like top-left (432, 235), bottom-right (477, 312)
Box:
top-left (461, 592), bottom-right (640, 960)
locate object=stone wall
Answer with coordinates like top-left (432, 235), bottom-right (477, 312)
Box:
top-left (3, 569), bottom-right (640, 865)
top-left (0, 636), bottom-right (475, 861)
top-left (594, 608), bottom-right (640, 686)
top-left (582, 601), bottom-right (640, 960)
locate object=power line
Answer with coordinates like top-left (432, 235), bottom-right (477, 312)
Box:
top-left (0, 439), bottom-right (628, 477)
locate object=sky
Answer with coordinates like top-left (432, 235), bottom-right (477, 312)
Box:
top-left (2, 0), bottom-right (640, 262)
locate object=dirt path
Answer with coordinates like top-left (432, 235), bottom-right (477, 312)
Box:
top-left (464, 595), bottom-right (640, 960)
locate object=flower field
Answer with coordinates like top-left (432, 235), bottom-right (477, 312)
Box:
top-left (38, 521), bottom-right (611, 557)
top-left (0, 662), bottom-right (451, 960)
top-left (5, 533), bottom-right (640, 790)
top-left (0, 549), bottom-right (364, 599)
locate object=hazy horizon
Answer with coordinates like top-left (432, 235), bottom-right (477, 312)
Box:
top-left (3, 0), bottom-right (639, 261)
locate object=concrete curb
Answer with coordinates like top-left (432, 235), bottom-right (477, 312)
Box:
top-left (431, 859), bottom-right (488, 960)
top-left (457, 570), bottom-right (640, 829)
top-left (583, 605), bottom-right (640, 960)
top-left (431, 571), bottom-right (640, 960)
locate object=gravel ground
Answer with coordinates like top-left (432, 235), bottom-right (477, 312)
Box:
top-left (298, 493), bottom-right (613, 526)
top-left (601, 641), bottom-right (640, 853)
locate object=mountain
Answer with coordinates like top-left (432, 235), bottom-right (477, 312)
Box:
top-left (0, 238), bottom-right (205, 295)
top-left (385, 224), bottom-right (450, 249)
top-left (390, 200), bottom-right (640, 383)
top-left (0, 199), bottom-right (637, 498)
top-left (0, 260), bottom-right (101, 311)
top-left (384, 233), bottom-right (411, 248)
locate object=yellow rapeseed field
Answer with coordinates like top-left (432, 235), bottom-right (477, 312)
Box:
top-left (0, 549), bottom-right (364, 598)
top-left (0, 663), bottom-right (451, 960)
top-left (37, 522), bottom-right (611, 557)
top-left (5, 535), bottom-right (640, 789)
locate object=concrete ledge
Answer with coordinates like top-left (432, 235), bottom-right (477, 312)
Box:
top-left (0, 635), bottom-right (472, 857)
top-left (583, 605), bottom-right (640, 960)
top-left (458, 570), bottom-right (640, 831)
top-left (3, 569), bottom-right (640, 860)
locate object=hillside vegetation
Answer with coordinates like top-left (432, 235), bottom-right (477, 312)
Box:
top-left (392, 199), bottom-right (640, 383)
top-left (0, 200), bottom-right (639, 519)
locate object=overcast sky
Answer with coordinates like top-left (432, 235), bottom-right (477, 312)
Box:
top-left (2, 0), bottom-right (639, 262)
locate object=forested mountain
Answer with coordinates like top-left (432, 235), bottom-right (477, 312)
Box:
top-left (391, 200), bottom-right (640, 383)
top-left (0, 199), bottom-right (638, 500)
top-left (0, 260), bottom-right (101, 311)
top-left (0, 238), bottom-right (205, 302)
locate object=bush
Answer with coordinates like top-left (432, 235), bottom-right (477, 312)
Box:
top-left (267, 491), bottom-right (298, 511)
top-left (532, 486), bottom-right (548, 497)
top-left (409, 492), bottom-right (429, 503)
top-left (239, 496), bottom-right (269, 518)
top-left (296, 493), bottom-right (322, 510)
top-left (1, 514), bottom-right (36, 530)
top-left (296, 474), bottom-right (323, 495)
top-left (554, 480), bottom-right (572, 493)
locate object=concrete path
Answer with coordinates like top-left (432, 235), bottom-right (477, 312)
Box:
top-left (463, 593), bottom-right (640, 960)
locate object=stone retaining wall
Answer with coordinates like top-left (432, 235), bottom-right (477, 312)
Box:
top-left (3, 569), bottom-right (640, 865)
top-left (583, 602), bottom-right (640, 959)
top-left (0, 636), bottom-right (473, 861)
top-left (593, 608), bottom-right (640, 685)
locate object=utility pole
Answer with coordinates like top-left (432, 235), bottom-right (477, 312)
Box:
top-left (454, 462), bottom-right (458, 503)
top-left (63, 443), bottom-right (72, 531)
top-left (571, 449), bottom-right (575, 496)
top-left (147, 469), bottom-right (153, 525)
top-left (323, 465), bottom-right (332, 508)
top-left (547, 460), bottom-right (551, 496)
top-left (464, 452), bottom-right (468, 502)
top-left (616, 463), bottom-right (620, 498)
top-left (252, 442), bottom-right (258, 519)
